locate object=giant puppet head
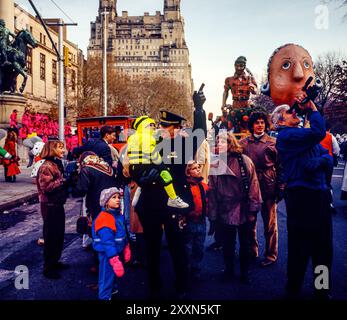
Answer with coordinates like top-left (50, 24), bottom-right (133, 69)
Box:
top-left (261, 44), bottom-right (318, 106)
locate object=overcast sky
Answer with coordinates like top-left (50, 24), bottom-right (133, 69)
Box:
top-left (15, 0), bottom-right (347, 116)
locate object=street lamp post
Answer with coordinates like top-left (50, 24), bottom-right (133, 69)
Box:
top-left (58, 20), bottom-right (64, 142)
top-left (28, 1), bottom-right (77, 143)
top-left (46, 20), bottom-right (77, 142)
top-left (101, 8), bottom-right (109, 117)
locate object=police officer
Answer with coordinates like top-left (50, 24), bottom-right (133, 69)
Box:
top-left (135, 91), bottom-right (206, 299)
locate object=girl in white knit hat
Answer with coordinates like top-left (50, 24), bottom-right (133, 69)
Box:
top-left (92, 187), bottom-right (131, 300)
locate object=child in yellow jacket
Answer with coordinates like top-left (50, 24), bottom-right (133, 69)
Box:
top-left (127, 116), bottom-right (188, 209)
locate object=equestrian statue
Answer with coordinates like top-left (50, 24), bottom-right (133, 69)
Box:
top-left (0, 19), bottom-right (37, 94)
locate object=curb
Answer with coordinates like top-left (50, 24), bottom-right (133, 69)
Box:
top-left (0, 193), bottom-right (38, 213)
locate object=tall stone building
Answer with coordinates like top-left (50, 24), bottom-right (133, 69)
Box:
top-left (88, 0), bottom-right (194, 101)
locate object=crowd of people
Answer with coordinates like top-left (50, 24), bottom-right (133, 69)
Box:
top-left (1, 42), bottom-right (346, 301)
top-left (10, 108), bottom-right (69, 140)
top-left (9, 107), bottom-right (78, 153)
top-left (0, 108), bottom-right (78, 182)
top-left (25, 85), bottom-right (345, 301)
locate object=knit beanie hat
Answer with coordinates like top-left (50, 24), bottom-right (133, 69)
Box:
top-left (99, 187), bottom-right (123, 208)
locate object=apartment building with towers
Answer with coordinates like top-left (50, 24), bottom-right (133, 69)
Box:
top-left (88, 0), bottom-right (194, 104)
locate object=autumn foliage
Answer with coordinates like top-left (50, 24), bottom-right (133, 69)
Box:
top-left (77, 56), bottom-right (193, 122)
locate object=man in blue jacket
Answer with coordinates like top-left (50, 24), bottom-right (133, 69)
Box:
top-left (73, 126), bottom-right (116, 167)
top-left (271, 99), bottom-right (333, 300)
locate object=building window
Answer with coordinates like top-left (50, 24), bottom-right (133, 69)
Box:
top-left (26, 47), bottom-right (32, 75)
top-left (40, 53), bottom-right (46, 80)
top-left (52, 60), bottom-right (57, 85)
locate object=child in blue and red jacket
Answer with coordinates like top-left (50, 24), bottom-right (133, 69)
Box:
top-left (92, 187), bottom-right (131, 300)
top-left (184, 160), bottom-right (208, 279)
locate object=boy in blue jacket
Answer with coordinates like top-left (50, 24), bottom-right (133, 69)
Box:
top-left (92, 187), bottom-right (131, 300)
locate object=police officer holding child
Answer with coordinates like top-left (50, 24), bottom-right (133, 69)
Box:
top-left (133, 90), bottom-right (206, 299)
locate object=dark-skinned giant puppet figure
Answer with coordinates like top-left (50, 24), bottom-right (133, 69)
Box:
top-left (220, 56), bottom-right (258, 133)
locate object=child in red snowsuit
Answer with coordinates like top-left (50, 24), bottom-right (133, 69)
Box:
top-left (184, 160), bottom-right (208, 279)
top-left (3, 131), bottom-right (21, 182)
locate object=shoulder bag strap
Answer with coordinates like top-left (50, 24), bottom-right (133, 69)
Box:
top-left (237, 153), bottom-right (250, 200)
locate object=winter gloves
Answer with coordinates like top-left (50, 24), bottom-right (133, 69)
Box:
top-left (109, 245), bottom-right (132, 277)
top-left (138, 168), bottom-right (160, 186)
top-left (109, 256), bottom-right (124, 277)
top-left (193, 84), bottom-right (206, 110)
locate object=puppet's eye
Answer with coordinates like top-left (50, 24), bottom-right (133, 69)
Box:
top-left (282, 61), bottom-right (291, 70)
top-left (303, 60), bottom-right (310, 69)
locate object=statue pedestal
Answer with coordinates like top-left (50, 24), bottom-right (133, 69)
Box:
top-left (0, 93), bottom-right (27, 129)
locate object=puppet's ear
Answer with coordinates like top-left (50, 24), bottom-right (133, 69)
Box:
top-left (261, 82), bottom-right (270, 96)
top-left (315, 77), bottom-right (323, 89)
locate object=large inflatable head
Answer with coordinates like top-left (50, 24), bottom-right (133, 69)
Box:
top-left (261, 43), bottom-right (316, 106)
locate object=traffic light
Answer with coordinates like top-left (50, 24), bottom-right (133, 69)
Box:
top-left (64, 46), bottom-right (72, 68)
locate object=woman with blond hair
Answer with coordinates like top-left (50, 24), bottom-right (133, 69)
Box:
top-left (37, 140), bottom-right (68, 279)
top-left (208, 132), bottom-right (262, 284)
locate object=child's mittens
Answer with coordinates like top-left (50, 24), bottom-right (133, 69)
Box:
top-left (109, 256), bottom-right (124, 277)
top-left (124, 244), bottom-right (131, 263)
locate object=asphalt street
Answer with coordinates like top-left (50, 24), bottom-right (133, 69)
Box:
top-left (0, 162), bottom-right (346, 300)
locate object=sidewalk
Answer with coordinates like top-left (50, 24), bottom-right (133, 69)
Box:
top-left (0, 166), bottom-right (38, 213)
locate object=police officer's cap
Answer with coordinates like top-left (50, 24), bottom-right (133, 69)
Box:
top-left (235, 56), bottom-right (247, 65)
top-left (159, 110), bottom-right (186, 127)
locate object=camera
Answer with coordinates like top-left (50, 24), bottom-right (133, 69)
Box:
top-left (289, 76), bottom-right (323, 116)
